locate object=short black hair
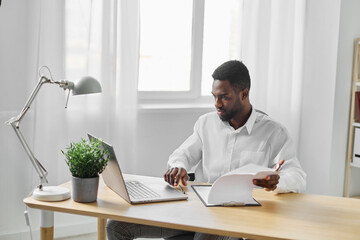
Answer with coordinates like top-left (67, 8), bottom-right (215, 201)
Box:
top-left (212, 60), bottom-right (251, 91)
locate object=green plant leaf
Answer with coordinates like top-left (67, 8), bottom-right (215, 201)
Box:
top-left (61, 138), bottom-right (109, 178)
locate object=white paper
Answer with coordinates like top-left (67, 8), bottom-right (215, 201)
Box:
top-left (206, 164), bottom-right (277, 205)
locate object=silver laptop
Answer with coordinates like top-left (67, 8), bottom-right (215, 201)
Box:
top-left (88, 133), bottom-right (188, 204)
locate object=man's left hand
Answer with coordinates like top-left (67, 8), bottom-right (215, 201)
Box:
top-left (252, 159), bottom-right (284, 191)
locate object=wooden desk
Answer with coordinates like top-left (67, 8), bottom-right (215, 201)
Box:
top-left (24, 174), bottom-right (360, 240)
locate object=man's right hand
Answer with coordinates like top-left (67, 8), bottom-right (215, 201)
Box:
top-left (164, 167), bottom-right (189, 186)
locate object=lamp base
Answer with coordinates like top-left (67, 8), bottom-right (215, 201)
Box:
top-left (33, 186), bottom-right (71, 202)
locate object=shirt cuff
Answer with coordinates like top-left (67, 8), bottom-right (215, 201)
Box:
top-left (272, 172), bottom-right (305, 194)
top-left (167, 161), bottom-right (188, 171)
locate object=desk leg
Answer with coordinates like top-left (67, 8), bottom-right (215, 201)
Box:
top-left (98, 218), bottom-right (107, 240)
top-left (40, 210), bottom-right (54, 240)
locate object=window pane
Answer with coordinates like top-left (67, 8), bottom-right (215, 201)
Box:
top-left (201, 0), bottom-right (243, 96)
top-left (138, 0), bottom-right (193, 91)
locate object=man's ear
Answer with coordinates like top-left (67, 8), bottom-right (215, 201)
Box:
top-left (241, 89), bottom-right (249, 100)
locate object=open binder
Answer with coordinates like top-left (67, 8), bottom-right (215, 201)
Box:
top-left (192, 164), bottom-right (278, 207)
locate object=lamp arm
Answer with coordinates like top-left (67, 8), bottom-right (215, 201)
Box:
top-left (15, 76), bottom-right (51, 125)
top-left (10, 121), bottom-right (48, 187)
top-left (5, 75), bottom-right (54, 188)
top-left (5, 69), bottom-right (96, 190)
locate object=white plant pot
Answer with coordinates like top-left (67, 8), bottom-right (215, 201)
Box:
top-left (71, 176), bottom-right (99, 203)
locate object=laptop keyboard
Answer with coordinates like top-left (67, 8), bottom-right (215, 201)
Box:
top-left (126, 181), bottom-right (160, 199)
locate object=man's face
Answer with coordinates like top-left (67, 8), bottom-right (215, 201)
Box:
top-left (211, 80), bottom-right (244, 121)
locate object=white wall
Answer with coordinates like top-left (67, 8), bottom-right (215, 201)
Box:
top-left (299, 0), bottom-right (360, 196)
top-left (0, 0), bottom-right (38, 238)
top-left (298, 0), bottom-right (342, 195)
top-left (1, 0), bottom-right (360, 239)
top-left (333, 0), bottom-right (360, 197)
top-left (136, 108), bottom-right (213, 177)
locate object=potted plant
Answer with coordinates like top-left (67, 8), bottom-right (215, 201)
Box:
top-left (62, 138), bottom-right (109, 203)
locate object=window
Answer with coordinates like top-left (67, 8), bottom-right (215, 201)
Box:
top-left (138, 0), bottom-right (243, 100)
top-left (138, 0), bottom-right (193, 93)
top-left (201, 0), bottom-right (243, 96)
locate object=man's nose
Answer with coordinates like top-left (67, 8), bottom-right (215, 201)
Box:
top-left (214, 98), bottom-right (222, 108)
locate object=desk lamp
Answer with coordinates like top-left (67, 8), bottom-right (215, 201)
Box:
top-left (5, 66), bottom-right (102, 201)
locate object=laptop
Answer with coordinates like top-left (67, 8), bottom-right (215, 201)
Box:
top-left (88, 133), bottom-right (188, 204)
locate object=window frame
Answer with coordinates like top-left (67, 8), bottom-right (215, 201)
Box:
top-left (138, 0), bottom-right (212, 102)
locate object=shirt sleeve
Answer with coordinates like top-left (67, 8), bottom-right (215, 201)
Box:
top-left (269, 127), bottom-right (307, 193)
top-left (167, 119), bottom-right (203, 171)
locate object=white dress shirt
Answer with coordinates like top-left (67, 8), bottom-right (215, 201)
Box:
top-left (167, 108), bottom-right (306, 193)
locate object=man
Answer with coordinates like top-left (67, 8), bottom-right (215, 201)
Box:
top-left (107, 60), bottom-right (306, 240)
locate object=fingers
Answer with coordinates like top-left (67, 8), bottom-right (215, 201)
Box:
top-left (169, 168), bottom-right (178, 186)
top-left (163, 168), bottom-right (177, 186)
top-left (163, 167), bottom-right (188, 186)
top-left (180, 173), bottom-right (189, 186)
top-left (277, 159), bottom-right (285, 170)
top-left (253, 174), bottom-right (280, 191)
top-left (274, 159), bottom-right (285, 171)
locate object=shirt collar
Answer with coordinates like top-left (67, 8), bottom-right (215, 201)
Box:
top-left (232, 107), bottom-right (256, 135)
top-left (223, 107), bottom-right (256, 134)
top-left (243, 107), bottom-right (256, 134)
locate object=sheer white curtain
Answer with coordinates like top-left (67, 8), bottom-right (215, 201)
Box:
top-left (240, 0), bottom-right (305, 145)
top-left (82, 0), bottom-right (140, 174)
top-left (32, 0), bottom-right (304, 186)
top-left (33, 0), bottom-right (139, 187)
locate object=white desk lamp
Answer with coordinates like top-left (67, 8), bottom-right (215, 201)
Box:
top-left (5, 67), bottom-right (102, 201)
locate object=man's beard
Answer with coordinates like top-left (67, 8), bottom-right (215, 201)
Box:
top-left (218, 109), bottom-right (238, 122)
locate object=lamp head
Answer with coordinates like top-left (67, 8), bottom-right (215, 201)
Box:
top-left (72, 76), bottom-right (102, 95)
top-left (58, 76), bottom-right (102, 108)
top-left (59, 76), bottom-right (102, 95)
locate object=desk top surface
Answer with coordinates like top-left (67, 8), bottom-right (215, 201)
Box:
top-left (24, 174), bottom-right (360, 240)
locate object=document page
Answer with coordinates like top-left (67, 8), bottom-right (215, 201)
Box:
top-left (192, 164), bottom-right (277, 207)
top-left (192, 185), bottom-right (259, 207)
